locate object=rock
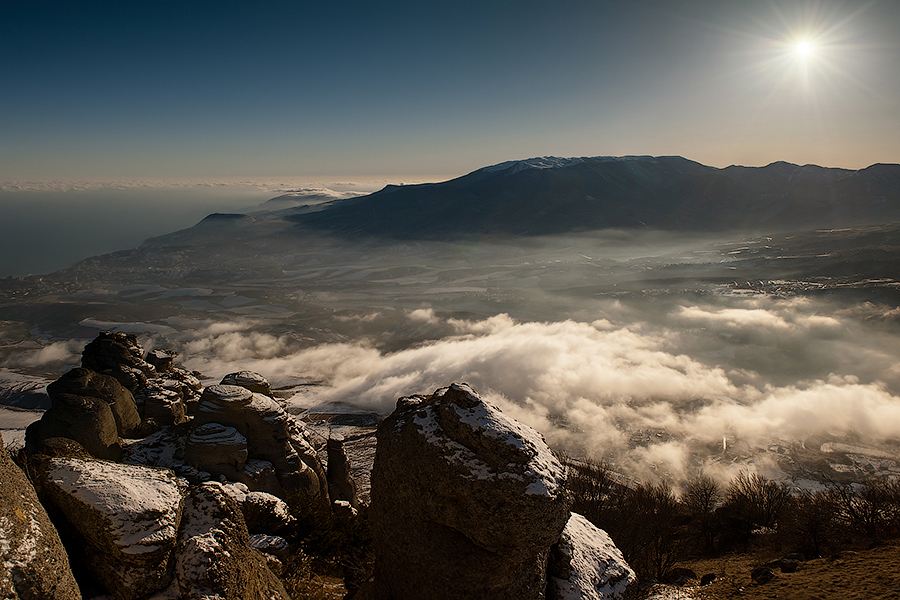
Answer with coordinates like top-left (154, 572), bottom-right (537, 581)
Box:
top-left (174, 482), bottom-right (289, 600)
top-left (368, 383), bottom-right (570, 600)
top-left (133, 380), bottom-right (188, 427)
top-left (0, 432), bottom-right (82, 600)
top-left (25, 391), bottom-right (122, 461)
top-left (33, 456), bottom-right (185, 600)
top-left (248, 534), bottom-right (291, 562)
top-left (81, 332), bottom-right (157, 391)
top-left (235, 459), bottom-right (284, 497)
top-left (700, 573), bottom-right (717, 586)
top-left (193, 384), bottom-right (328, 511)
top-left (184, 422), bottom-right (248, 479)
top-left (663, 567), bottom-right (697, 586)
top-left (333, 499), bottom-right (358, 518)
top-left (145, 349), bottom-right (178, 373)
top-left (122, 427), bottom-right (185, 470)
top-left (327, 436), bottom-right (360, 509)
top-left (32, 437), bottom-right (94, 460)
top-left (221, 371), bottom-right (273, 396)
top-left (751, 566), bottom-right (775, 584)
top-left (547, 513), bottom-right (637, 600)
top-left (240, 491), bottom-right (295, 534)
top-left (47, 367), bottom-right (141, 437)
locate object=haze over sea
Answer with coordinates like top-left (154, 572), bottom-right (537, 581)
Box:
top-left (0, 182), bottom-right (385, 277)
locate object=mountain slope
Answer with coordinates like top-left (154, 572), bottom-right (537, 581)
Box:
top-left (290, 156), bottom-right (900, 238)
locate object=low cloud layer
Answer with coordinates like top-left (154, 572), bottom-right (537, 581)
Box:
top-left (169, 295), bottom-right (900, 484)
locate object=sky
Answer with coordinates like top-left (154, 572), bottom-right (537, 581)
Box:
top-left (2, 0), bottom-right (899, 184)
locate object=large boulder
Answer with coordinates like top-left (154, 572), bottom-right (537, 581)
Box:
top-left (33, 456), bottom-right (185, 600)
top-left (368, 383), bottom-right (570, 600)
top-left (81, 332), bottom-right (157, 391)
top-left (0, 433), bottom-right (81, 600)
top-left (25, 391), bottom-right (121, 461)
top-left (547, 513), bottom-right (638, 600)
top-left (174, 482), bottom-right (289, 600)
top-left (192, 384), bottom-right (328, 510)
top-left (47, 368), bottom-right (141, 437)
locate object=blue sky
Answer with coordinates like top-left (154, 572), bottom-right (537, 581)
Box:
top-left (2, 0), bottom-right (899, 182)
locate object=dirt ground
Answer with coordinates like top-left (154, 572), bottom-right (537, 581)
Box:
top-left (643, 540), bottom-right (900, 600)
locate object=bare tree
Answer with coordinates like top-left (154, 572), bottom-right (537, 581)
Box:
top-left (682, 474), bottom-right (723, 551)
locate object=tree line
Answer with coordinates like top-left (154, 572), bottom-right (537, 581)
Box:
top-left (563, 457), bottom-right (900, 581)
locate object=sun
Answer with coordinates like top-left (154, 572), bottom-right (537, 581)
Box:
top-left (795, 40), bottom-right (813, 57)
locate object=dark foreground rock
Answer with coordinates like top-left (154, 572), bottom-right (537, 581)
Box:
top-left (0, 432), bottom-right (81, 600)
top-left (367, 383), bottom-right (570, 600)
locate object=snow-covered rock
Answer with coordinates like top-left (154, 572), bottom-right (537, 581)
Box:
top-left (35, 457), bottom-right (184, 600)
top-left (368, 383), bottom-right (570, 600)
top-left (0, 432), bottom-right (81, 600)
top-left (174, 482), bottom-right (289, 600)
top-left (547, 513), bottom-right (638, 600)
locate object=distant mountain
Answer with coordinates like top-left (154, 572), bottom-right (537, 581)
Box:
top-left (288, 156), bottom-right (900, 238)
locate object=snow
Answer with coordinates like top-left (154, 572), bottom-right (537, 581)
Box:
top-left (413, 384), bottom-right (565, 497)
top-left (0, 503), bottom-right (42, 574)
top-left (549, 513), bottom-right (637, 600)
top-left (47, 457), bottom-right (184, 554)
top-left (481, 156), bottom-right (586, 174)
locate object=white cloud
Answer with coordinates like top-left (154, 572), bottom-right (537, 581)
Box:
top-left (159, 299), bottom-right (900, 484)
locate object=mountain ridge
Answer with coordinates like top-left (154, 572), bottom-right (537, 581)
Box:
top-left (285, 155), bottom-right (900, 238)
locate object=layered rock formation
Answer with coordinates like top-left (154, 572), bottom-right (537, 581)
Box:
top-left (16, 333), bottom-right (332, 599)
top-left (190, 384), bottom-right (329, 512)
top-left (367, 383), bottom-right (571, 600)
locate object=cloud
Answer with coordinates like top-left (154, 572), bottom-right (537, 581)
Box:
top-left (8, 340), bottom-right (83, 368)
top-left (135, 294), bottom-right (900, 485)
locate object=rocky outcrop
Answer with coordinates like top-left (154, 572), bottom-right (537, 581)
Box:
top-left (0, 433), bottom-right (82, 600)
top-left (191, 384), bottom-right (328, 511)
top-left (367, 383), bottom-right (570, 600)
top-left (174, 482), bottom-right (289, 600)
top-left (547, 513), bottom-right (637, 600)
top-left (33, 457), bottom-right (185, 600)
top-left (81, 332), bottom-right (157, 391)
